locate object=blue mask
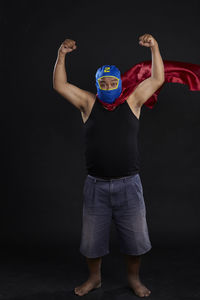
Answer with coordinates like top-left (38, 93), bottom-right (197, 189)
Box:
top-left (95, 65), bottom-right (122, 104)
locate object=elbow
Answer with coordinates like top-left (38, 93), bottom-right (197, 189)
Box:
top-left (159, 78), bottom-right (165, 86)
top-left (155, 77), bottom-right (165, 86)
top-left (53, 81), bottom-right (68, 91)
top-left (158, 72), bottom-right (165, 85)
top-left (151, 76), bottom-right (165, 87)
top-left (53, 82), bottom-right (57, 90)
top-left (53, 82), bottom-right (59, 90)
top-left (53, 83), bottom-right (61, 91)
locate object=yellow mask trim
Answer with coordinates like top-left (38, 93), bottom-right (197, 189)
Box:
top-left (98, 76), bottom-right (119, 90)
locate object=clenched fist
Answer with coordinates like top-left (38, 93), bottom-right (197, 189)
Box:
top-left (58, 39), bottom-right (77, 55)
top-left (138, 34), bottom-right (157, 48)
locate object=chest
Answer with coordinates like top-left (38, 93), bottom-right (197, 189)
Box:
top-left (81, 98), bottom-right (140, 124)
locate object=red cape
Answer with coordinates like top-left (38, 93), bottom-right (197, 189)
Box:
top-left (96, 60), bottom-right (200, 111)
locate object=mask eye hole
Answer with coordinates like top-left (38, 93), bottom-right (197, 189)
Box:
top-left (98, 78), bottom-right (119, 90)
top-left (100, 83), bottom-right (106, 88)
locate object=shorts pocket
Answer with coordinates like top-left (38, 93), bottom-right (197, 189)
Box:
top-left (124, 175), bottom-right (145, 213)
top-left (83, 178), bottom-right (89, 195)
top-left (134, 174), bottom-right (144, 194)
top-left (83, 179), bottom-right (96, 209)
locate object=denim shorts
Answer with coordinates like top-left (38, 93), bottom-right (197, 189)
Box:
top-left (79, 173), bottom-right (152, 258)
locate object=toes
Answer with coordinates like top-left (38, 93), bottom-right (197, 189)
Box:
top-left (74, 287), bottom-right (81, 295)
top-left (75, 290), bottom-right (82, 296)
top-left (74, 287), bottom-right (88, 296)
top-left (144, 290), bottom-right (151, 297)
top-left (136, 289), bottom-right (151, 297)
top-left (79, 290), bottom-right (87, 296)
top-left (136, 291), bottom-right (145, 297)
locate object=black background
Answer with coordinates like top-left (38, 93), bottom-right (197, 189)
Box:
top-left (1, 0), bottom-right (200, 299)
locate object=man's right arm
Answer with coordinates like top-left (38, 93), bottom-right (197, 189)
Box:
top-left (53, 44), bottom-right (94, 112)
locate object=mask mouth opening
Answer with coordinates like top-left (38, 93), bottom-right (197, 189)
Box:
top-left (97, 76), bottom-right (120, 91)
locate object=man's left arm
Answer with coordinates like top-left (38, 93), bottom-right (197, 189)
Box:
top-left (128, 34), bottom-right (165, 108)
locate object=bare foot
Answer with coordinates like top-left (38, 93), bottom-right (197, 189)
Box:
top-left (74, 277), bottom-right (101, 296)
top-left (128, 275), bottom-right (151, 297)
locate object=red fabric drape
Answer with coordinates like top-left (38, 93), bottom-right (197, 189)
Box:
top-left (96, 60), bottom-right (200, 111)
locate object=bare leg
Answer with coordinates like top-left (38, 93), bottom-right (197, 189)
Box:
top-left (124, 254), bottom-right (151, 297)
top-left (74, 256), bottom-right (102, 296)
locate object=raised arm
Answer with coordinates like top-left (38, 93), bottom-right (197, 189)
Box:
top-left (53, 39), bottom-right (94, 112)
top-left (127, 34), bottom-right (165, 108)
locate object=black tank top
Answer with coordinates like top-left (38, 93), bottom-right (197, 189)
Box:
top-left (83, 98), bottom-right (140, 178)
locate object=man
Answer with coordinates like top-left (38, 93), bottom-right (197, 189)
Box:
top-left (53, 34), bottom-right (165, 297)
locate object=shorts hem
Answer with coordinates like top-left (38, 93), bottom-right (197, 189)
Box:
top-left (120, 246), bottom-right (152, 256)
top-left (79, 249), bottom-right (110, 258)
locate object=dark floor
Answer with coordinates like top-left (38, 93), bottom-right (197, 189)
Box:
top-left (0, 244), bottom-right (200, 300)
